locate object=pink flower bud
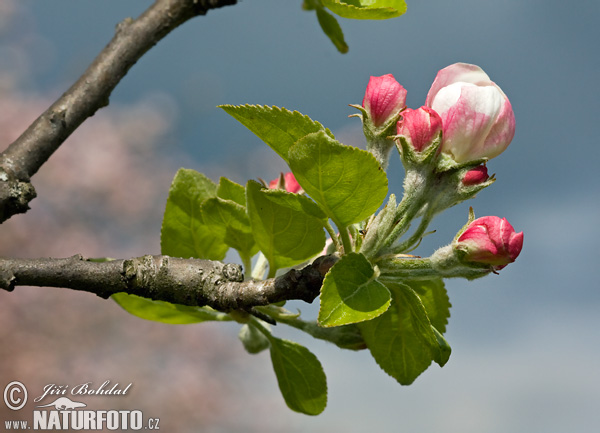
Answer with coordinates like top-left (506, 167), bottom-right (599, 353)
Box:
top-left (362, 74), bottom-right (407, 127)
top-left (456, 216), bottom-right (523, 268)
top-left (269, 172), bottom-right (302, 194)
top-left (462, 165), bottom-right (489, 186)
top-left (426, 63), bottom-right (515, 163)
top-left (396, 106), bottom-right (443, 152)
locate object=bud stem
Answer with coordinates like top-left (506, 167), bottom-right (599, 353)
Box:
top-left (366, 136), bottom-right (395, 169)
top-left (339, 226), bottom-right (353, 254)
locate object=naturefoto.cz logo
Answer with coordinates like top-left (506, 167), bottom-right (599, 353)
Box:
top-left (3, 381), bottom-right (160, 430)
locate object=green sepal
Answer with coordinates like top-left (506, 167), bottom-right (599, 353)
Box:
top-left (200, 197), bottom-right (258, 261)
top-left (315, 6), bottom-right (348, 53)
top-left (219, 104), bottom-right (334, 163)
top-left (358, 282), bottom-right (445, 385)
top-left (217, 177), bottom-right (246, 206)
top-left (396, 132), bottom-right (442, 169)
top-left (112, 293), bottom-right (232, 324)
top-left (318, 253), bottom-right (391, 327)
top-left (427, 162), bottom-right (495, 217)
top-left (322, 0), bottom-right (407, 20)
top-left (246, 180), bottom-right (326, 274)
top-left (288, 130), bottom-right (388, 228)
top-left (269, 336), bottom-right (328, 415)
top-left (435, 152), bottom-right (489, 172)
top-left (160, 168), bottom-right (228, 260)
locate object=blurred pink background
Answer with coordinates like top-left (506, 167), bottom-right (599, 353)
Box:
top-left (0, 3), bottom-right (286, 430)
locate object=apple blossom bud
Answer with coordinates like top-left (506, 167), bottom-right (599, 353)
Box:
top-left (462, 165), bottom-right (489, 186)
top-left (396, 106), bottom-right (443, 152)
top-left (455, 216), bottom-right (523, 268)
top-left (426, 63), bottom-right (515, 163)
top-left (269, 172), bottom-right (302, 194)
top-left (362, 74), bottom-right (407, 128)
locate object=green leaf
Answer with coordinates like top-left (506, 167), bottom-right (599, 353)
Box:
top-left (161, 169), bottom-right (228, 260)
top-left (288, 130), bottom-right (388, 228)
top-left (269, 336), bottom-right (327, 415)
top-left (263, 189), bottom-right (328, 222)
top-left (316, 7), bottom-right (348, 53)
top-left (322, 0), bottom-right (407, 19)
top-left (239, 324), bottom-right (271, 354)
top-left (246, 180), bottom-right (326, 273)
top-left (358, 282), bottom-right (442, 385)
top-left (432, 326), bottom-right (452, 367)
top-left (219, 104), bottom-right (334, 163)
top-left (406, 279), bottom-right (451, 333)
top-left (217, 177), bottom-right (246, 206)
top-left (319, 253), bottom-right (391, 327)
top-left (201, 197), bottom-right (258, 260)
top-left (112, 293), bottom-right (232, 324)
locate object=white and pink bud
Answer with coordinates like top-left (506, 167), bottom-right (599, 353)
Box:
top-left (396, 106), bottom-right (443, 152)
top-left (426, 63), bottom-right (515, 163)
top-left (362, 74), bottom-right (407, 128)
top-left (269, 172), bottom-right (302, 194)
top-left (455, 216), bottom-right (523, 269)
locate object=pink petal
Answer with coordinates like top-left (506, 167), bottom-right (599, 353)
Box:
top-left (462, 165), bottom-right (489, 186)
top-left (396, 106), bottom-right (442, 152)
top-left (426, 63), bottom-right (492, 107)
top-left (436, 85), bottom-right (503, 162)
top-left (363, 74), bottom-right (407, 127)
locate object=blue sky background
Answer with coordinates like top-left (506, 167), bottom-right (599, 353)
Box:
top-left (6, 1), bottom-right (600, 431)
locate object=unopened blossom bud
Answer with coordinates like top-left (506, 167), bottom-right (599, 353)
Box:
top-left (363, 74), bottom-right (407, 128)
top-left (462, 165), bottom-right (489, 186)
top-left (269, 172), bottom-right (302, 194)
top-left (426, 63), bottom-right (515, 163)
top-left (396, 106), bottom-right (442, 152)
top-left (455, 216), bottom-right (523, 268)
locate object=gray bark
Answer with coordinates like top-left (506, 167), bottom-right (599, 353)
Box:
top-left (0, 255), bottom-right (338, 312)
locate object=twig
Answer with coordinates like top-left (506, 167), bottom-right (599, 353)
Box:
top-left (0, 255), bottom-right (338, 312)
top-left (0, 0), bottom-right (237, 223)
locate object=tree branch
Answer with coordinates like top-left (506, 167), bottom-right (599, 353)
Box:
top-left (0, 255), bottom-right (339, 312)
top-left (0, 0), bottom-right (237, 223)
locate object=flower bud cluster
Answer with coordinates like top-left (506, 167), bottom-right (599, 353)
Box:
top-left (361, 63), bottom-right (515, 168)
top-left (355, 63), bottom-right (522, 273)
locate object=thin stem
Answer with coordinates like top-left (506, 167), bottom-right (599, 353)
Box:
top-left (380, 194), bottom-right (423, 251)
top-left (241, 253), bottom-right (253, 281)
top-left (380, 168), bottom-right (432, 252)
top-left (254, 307), bottom-right (366, 351)
top-left (349, 224), bottom-right (362, 251)
top-left (248, 316), bottom-right (272, 339)
top-left (251, 252), bottom-right (268, 280)
top-left (387, 204), bottom-right (435, 254)
top-left (376, 256), bottom-right (437, 280)
top-left (324, 221), bottom-right (340, 249)
top-left (339, 226), bottom-right (353, 254)
top-left (366, 136), bottom-right (395, 170)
